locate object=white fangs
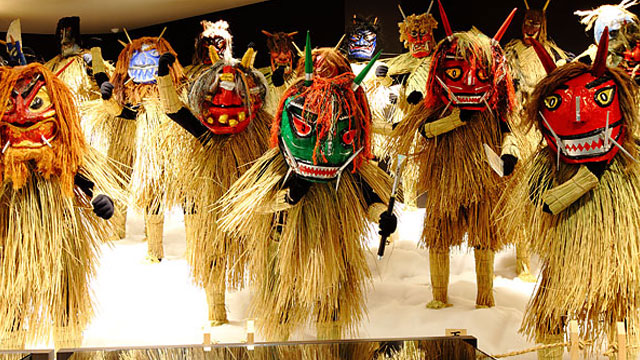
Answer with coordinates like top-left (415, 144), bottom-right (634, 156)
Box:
top-left (41, 135), bottom-right (52, 148)
top-left (562, 133), bottom-right (612, 157)
top-left (2, 141), bottom-right (9, 154)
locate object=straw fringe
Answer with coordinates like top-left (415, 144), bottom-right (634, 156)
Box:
top-left (497, 148), bottom-right (640, 349)
top-left (387, 104), bottom-right (506, 250)
top-left (218, 149), bottom-right (391, 340)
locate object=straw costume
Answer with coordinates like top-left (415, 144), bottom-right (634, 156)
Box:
top-left (218, 34), bottom-right (397, 340)
top-left (0, 64), bottom-right (123, 348)
top-left (157, 43), bottom-right (270, 326)
top-left (91, 33), bottom-right (186, 260)
top-left (260, 30), bottom-right (299, 116)
top-left (504, 1), bottom-right (568, 281)
top-left (498, 29), bottom-right (640, 358)
top-left (387, 1), bottom-right (518, 309)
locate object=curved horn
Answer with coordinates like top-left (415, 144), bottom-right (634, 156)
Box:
top-left (208, 45), bottom-right (220, 64)
top-left (374, 17), bottom-right (378, 25)
top-left (524, 0), bottom-right (530, 10)
top-left (438, 0), bottom-right (453, 37)
top-left (352, 51), bottom-right (382, 91)
top-left (493, 8), bottom-right (518, 43)
top-left (543, 0), bottom-right (551, 12)
top-left (261, 30), bottom-right (273, 37)
top-left (592, 27), bottom-right (609, 77)
top-left (304, 31), bottom-right (313, 86)
top-left (241, 47), bottom-right (256, 68)
top-left (530, 38), bottom-right (557, 74)
top-left (398, 5), bottom-right (407, 20)
top-left (287, 31), bottom-right (299, 37)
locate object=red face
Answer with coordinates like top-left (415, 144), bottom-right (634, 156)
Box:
top-left (1, 74), bottom-right (58, 150)
top-left (622, 41), bottom-right (640, 76)
top-left (438, 49), bottom-right (492, 111)
top-left (406, 30), bottom-right (434, 58)
top-left (522, 11), bottom-right (543, 46)
top-left (270, 49), bottom-right (294, 74)
top-left (199, 65), bottom-right (264, 135)
top-left (540, 72), bottom-right (622, 164)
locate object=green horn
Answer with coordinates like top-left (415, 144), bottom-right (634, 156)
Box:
top-left (304, 30), bottom-right (313, 86)
top-left (352, 51), bottom-right (382, 91)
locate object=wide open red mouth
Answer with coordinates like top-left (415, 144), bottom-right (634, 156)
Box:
top-left (201, 104), bottom-right (254, 135)
top-left (1, 114), bottom-right (58, 149)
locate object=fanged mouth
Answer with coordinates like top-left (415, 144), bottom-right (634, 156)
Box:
top-left (128, 65), bottom-right (158, 84)
top-left (204, 106), bottom-right (250, 128)
top-left (559, 128), bottom-right (621, 157)
top-left (452, 93), bottom-right (487, 105)
top-left (1, 117), bottom-right (58, 150)
top-left (296, 162), bottom-right (341, 179)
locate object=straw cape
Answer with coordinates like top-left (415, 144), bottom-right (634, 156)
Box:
top-left (0, 64), bottom-right (127, 348)
top-left (158, 45), bottom-right (271, 325)
top-left (218, 45), bottom-right (393, 340)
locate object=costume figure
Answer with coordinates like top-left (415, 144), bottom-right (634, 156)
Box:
top-left (0, 64), bottom-right (120, 348)
top-left (574, 0), bottom-right (639, 65)
top-left (388, 1), bottom-right (518, 309)
top-left (92, 32), bottom-right (186, 259)
top-left (499, 30), bottom-right (640, 358)
top-left (344, 14), bottom-right (380, 63)
top-left (504, 1), bottom-right (568, 281)
top-left (260, 30), bottom-right (299, 116)
top-left (157, 43), bottom-right (271, 325)
top-left (189, 20), bottom-right (233, 79)
top-left (218, 33), bottom-right (397, 340)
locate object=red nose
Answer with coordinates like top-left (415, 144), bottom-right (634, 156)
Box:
top-left (213, 66), bottom-right (242, 107)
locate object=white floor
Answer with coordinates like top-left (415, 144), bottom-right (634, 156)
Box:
top-left (34, 206), bottom-right (570, 359)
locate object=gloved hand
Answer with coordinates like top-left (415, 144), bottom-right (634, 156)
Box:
top-left (82, 53), bottom-right (92, 66)
top-left (92, 194), bottom-right (115, 220)
top-left (376, 64), bottom-right (389, 77)
top-left (378, 210), bottom-right (398, 238)
top-left (501, 154), bottom-right (518, 176)
top-left (389, 92), bottom-right (398, 104)
top-left (585, 161), bottom-right (607, 179)
top-left (407, 90), bottom-right (423, 105)
top-left (158, 52), bottom-right (176, 77)
top-left (272, 66), bottom-right (286, 87)
top-left (100, 81), bottom-right (114, 100)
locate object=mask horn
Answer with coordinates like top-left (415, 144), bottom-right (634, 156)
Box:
top-left (592, 27), bottom-right (609, 77)
top-left (208, 45), bottom-right (221, 64)
top-left (158, 27), bottom-right (167, 40)
top-left (241, 47), bottom-right (256, 68)
top-left (335, 34), bottom-right (346, 50)
top-left (261, 30), bottom-right (273, 37)
top-left (287, 31), bottom-right (299, 37)
top-left (438, 0), bottom-right (453, 37)
top-left (118, 39), bottom-right (127, 47)
top-left (426, 0), bottom-right (434, 15)
top-left (304, 31), bottom-right (313, 86)
top-left (543, 0), bottom-right (551, 12)
top-left (123, 27), bottom-right (132, 44)
top-left (398, 5), bottom-right (407, 20)
top-left (374, 17), bottom-right (378, 25)
top-left (530, 38), bottom-right (557, 74)
top-left (353, 14), bottom-right (357, 24)
top-left (352, 51), bottom-right (382, 91)
top-left (493, 8), bottom-right (518, 43)
top-left (523, 0), bottom-right (530, 10)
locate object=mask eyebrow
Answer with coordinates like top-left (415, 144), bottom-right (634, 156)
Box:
top-left (555, 84), bottom-right (569, 90)
top-left (586, 75), bottom-right (611, 89)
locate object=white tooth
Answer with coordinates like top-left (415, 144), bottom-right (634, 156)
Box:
top-left (2, 141), bottom-right (10, 154)
top-left (41, 136), bottom-right (52, 148)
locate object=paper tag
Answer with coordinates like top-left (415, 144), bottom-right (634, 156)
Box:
top-left (483, 143), bottom-right (504, 177)
top-left (445, 328), bottom-right (468, 336)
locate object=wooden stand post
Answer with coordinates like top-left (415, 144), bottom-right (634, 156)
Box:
top-left (203, 322), bottom-right (212, 352)
top-left (569, 320), bottom-right (579, 360)
top-left (246, 319), bottom-right (255, 351)
top-left (617, 322), bottom-right (627, 360)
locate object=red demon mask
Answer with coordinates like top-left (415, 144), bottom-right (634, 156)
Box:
top-left (190, 47), bottom-right (267, 135)
top-left (533, 27), bottom-right (623, 164)
top-left (263, 30), bottom-right (298, 75)
top-left (438, 44), bottom-right (493, 110)
top-left (1, 73), bottom-right (57, 149)
top-left (622, 41), bottom-right (640, 75)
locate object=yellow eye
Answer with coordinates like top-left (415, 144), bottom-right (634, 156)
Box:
top-left (444, 67), bottom-right (462, 81)
top-left (594, 86), bottom-right (615, 107)
top-left (477, 69), bottom-right (489, 81)
top-left (29, 86), bottom-right (51, 113)
top-left (543, 94), bottom-right (561, 111)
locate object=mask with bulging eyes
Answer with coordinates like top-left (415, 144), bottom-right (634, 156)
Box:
top-left (399, 12), bottom-right (437, 59)
top-left (128, 43), bottom-right (160, 84)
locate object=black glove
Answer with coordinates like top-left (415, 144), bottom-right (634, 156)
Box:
top-left (406, 91), bottom-right (423, 105)
top-left (158, 52), bottom-right (176, 77)
top-left (100, 81), bottom-right (114, 100)
top-left (247, 42), bottom-right (256, 49)
top-left (501, 154), bottom-right (518, 176)
top-left (459, 109), bottom-right (476, 122)
top-left (272, 66), bottom-right (286, 87)
top-left (389, 92), bottom-right (398, 104)
top-left (378, 210), bottom-right (397, 238)
top-left (542, 203), bottom-right (552, 214)
top-left (92, 194), bottom-right (115, 220)
top-left (94, 72), bottom-right (109, 88)
top-left (376, 64), bottom-right (389, 77)
top-left (284, 176), bottom-right (312, 205)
